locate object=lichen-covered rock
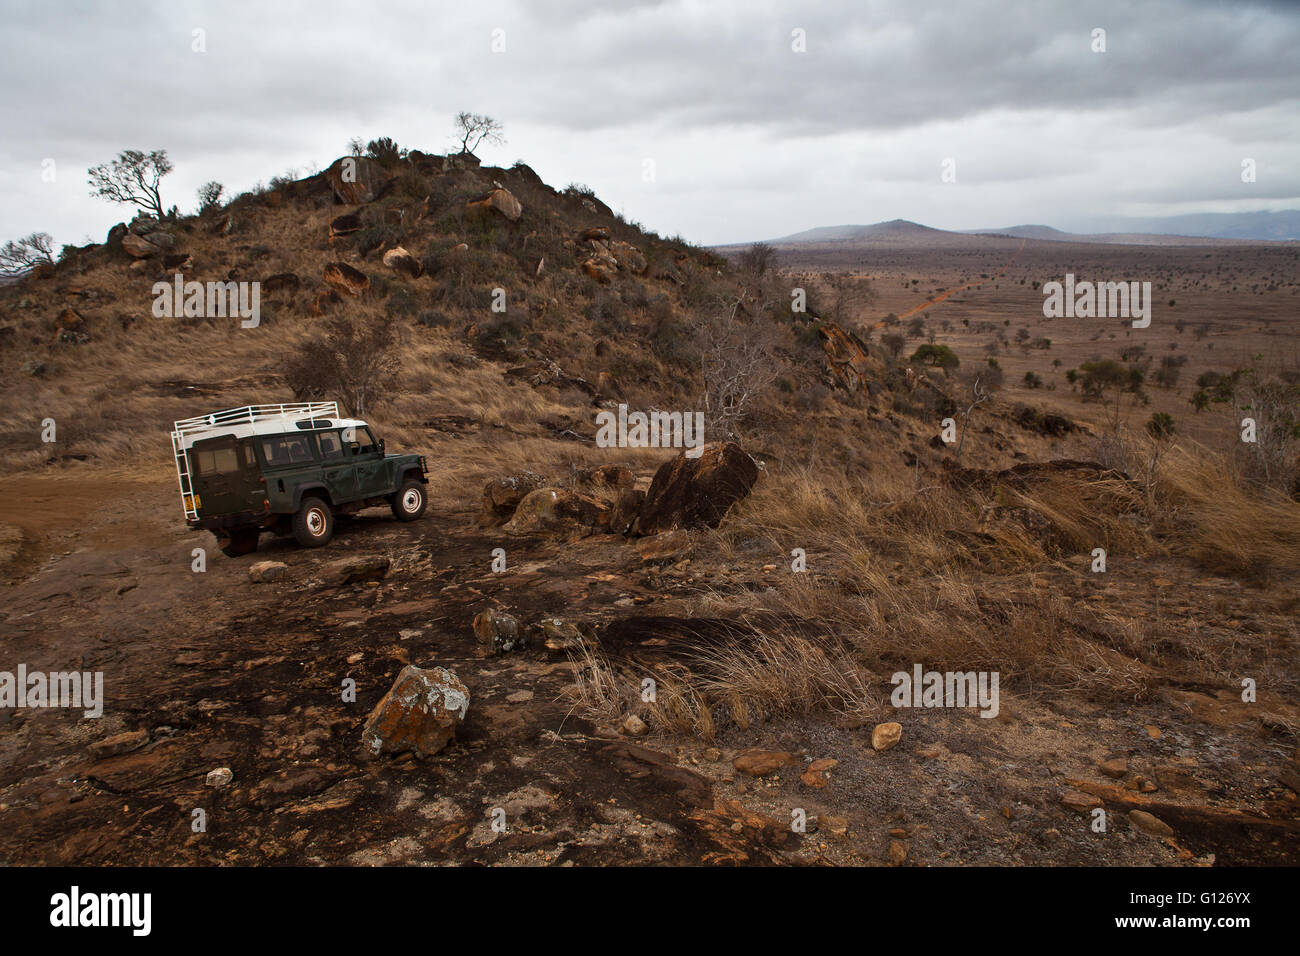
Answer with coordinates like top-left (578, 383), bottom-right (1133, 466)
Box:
top-left (362, 664), bottom-right (470, 758)
top-left (473, 608), bottom-right (524, 654)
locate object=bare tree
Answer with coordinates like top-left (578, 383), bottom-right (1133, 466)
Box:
top-left (0, 232), bottom-right (54, 278)
top-left (453, 112), bottom-right (505, 155)
top-left (281, 312), bottom-right (401, 417)
top-left (88, 149), bottom-right (173, 219)
top-left (954, 374), bottom-right (990, 461)
top-left (696, 295), bottom-right (779, 440)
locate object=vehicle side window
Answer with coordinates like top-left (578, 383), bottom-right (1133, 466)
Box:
top-left (318, 431), bottom-right (345, 460)
top-left (260, 436), bottom-right (315, 466)
top-left (341, 426), bottom-right (378, 456)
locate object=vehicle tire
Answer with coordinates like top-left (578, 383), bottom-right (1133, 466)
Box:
top-left (219, 528), bottom-right (259, 557)
top-left (390, 479), bottom-right (427, 522)
top-left (292, 497), bottom-right (334, 548)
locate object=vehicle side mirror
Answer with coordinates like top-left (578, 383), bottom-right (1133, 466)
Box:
top-left (378, 438), bottom-right (385, 454)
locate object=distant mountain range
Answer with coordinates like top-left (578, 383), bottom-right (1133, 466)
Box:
top-left (730, 210), bottom-right (1300, 248)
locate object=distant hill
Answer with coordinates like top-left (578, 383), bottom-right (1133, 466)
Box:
top-left (769, 220), bottom-right (957, 243)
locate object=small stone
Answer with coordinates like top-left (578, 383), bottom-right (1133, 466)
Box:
top-left (703, 748), bottom-right (722, 762)
top-left (206, 767), bottom-right (233, 788)
top-left (889, 839), bottom-right (909, 865)
top-left (800, 757), bottom-right (839, 789)
top-left (473, 609), bottom-right (524, 654)
top-left (1128, 809), bottom-right (1175, 837)
top-left (398, 629), bottom-right (422, 641)
top-left (248, 560), bottom-right (288, 583)
top-left (872, 722), bottom-right (903, 751)
top-left (1061, 790), bottom-right (1103, 814)
top-left (346, 652), bottom-right (363, 664)
top-left (1144, 725), bottom-right (1162, 739)
top-left (822, 816), bottom-right (849, 837)
top-left (620, 714), bottom-right (648, 737)
top-left (732, 749), bottom-right (800, 777)
top-left (1099, 757), bottom-right (1128, 779)
top-left (87, 729), bottom-right (149, 759)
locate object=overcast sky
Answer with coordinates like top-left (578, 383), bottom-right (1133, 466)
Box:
top-left (2, 0), bottom-right (1297, 247)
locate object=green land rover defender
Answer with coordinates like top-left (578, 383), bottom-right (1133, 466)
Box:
top-left (171, 402), bottom-right (428, 556)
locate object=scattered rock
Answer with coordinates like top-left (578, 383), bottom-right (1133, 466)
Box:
top-left (1128, 809), bottom-right (1175, 837)
top-left (871, 722), bottom-right (903, 752)
top-left (537, 617), bottom-right (584, 653)
top-left (732, 749), bottom-right (800, 777)
top-left (121, 233), bottom-right (163, 259)
top-left (206, 767), bottom-right (233, 788)
top-left (361, 664), bottom-right (470, 758)
top-left (635, 529), bottom-right (693, 562)
top-left (382, 245), bottom-right (423, 278)
top-left (87, 729), bottom-right (149, 759)
top-left (635, 442), bottom-right (760, 535)
top-left (1099, 757), bottom-right (1128, 779)
top-left (322, 261), bottom-right (370, 297)
top-left (502, 487), bottom-right (610, 537)
top-left (608, 488), bottom-right (646, 536)
top-left (328, 212), bottom-right (362, 237)
top-left (322, 555), bottom-right (389, 585)
top-left (800, 758), bottom-right (839, 789)
top-left (472, 608), bottom-right (524, 654)
top-left (1061, 790), bottom-right (1103, 814)
top-left (620, 714), bottom-right (648, 737)
top-left (263, 272), bottom-right (300, 294)
top-left (248, 560), bottom-right (288, 583)
top-left (889, 839), bottom-right (909, 865)
top-left (479, 472), bottom-right (548, 526)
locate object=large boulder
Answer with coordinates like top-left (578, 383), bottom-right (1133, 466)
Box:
top-left (634, 442), bottom-right (759, 535)
top-left (382, 245), bottom-right (423, 278)
top-left (479, 471), bottom-right (548, 526)
top-left (328, 212), bottom-right (362, 237)
top-left (121, 233), bottom-right (163, 259)
top-left (325, 156), bottom-right (395, 205)
top-left (361, 664), bottom-right (470, 758)
top-left (466, 188), bottom-right (521, 222)
top-left (322, 262), bottom-right (370, 297)
top-left (503, 488), bottom-right (610, 537)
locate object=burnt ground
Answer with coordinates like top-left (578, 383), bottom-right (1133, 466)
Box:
top-left (0, 475), bottom-right (1298, 866)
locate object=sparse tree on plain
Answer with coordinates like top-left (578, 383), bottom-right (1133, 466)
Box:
top-left (87, 149), bottom-right (172, 219)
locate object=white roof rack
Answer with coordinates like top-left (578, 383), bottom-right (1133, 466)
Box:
top-left (172, 402), bottom-right (341, 448)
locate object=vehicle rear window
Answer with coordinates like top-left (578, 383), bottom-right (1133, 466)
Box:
top-left (261, 436), bottom-right (315, 466)
top-left (195, 446), bottom-right (240, 475)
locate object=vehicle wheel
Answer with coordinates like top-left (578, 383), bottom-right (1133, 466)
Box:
top-left (390, 479), bottom-right (427, 522)
top-left (292, 497), bottom-right (334, 548)
top-left (219, 528), bottom-right (259, 557)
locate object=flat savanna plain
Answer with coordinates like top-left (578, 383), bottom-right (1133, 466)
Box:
top-left (0, 233), bottom-right (1297, 867)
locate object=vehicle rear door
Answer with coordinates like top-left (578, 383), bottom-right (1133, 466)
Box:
top-left (189, 437), bottom-right (261, 517)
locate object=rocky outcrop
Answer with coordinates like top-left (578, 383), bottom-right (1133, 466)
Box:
top-left (634, 442), bottom-right (759, 535)
top-left (818, 322), bottom-right (882, 394)
top-left (361, 664), bottom-right (470, 758)
top-left (325, 156), bottom-right (394, 205)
